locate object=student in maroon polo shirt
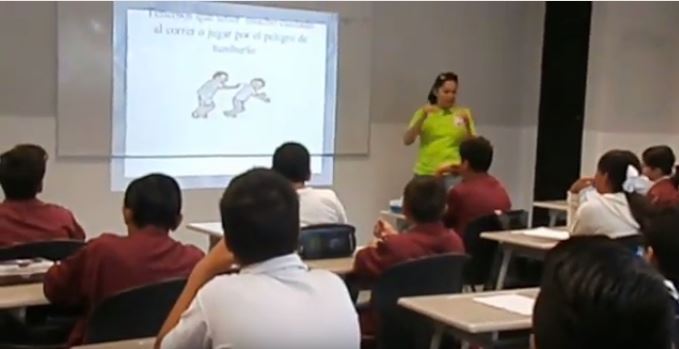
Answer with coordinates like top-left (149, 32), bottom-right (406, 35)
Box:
top-left (43, 173), bottom-right (204, 346)
top-left (351, 176), bottom-right (465, 337)
top-left (642, 145), bottom-right (679, 208)
top-left (444, 136), bottom-right (511, 236)
top-left (0, 144), bottom-right (85, 247)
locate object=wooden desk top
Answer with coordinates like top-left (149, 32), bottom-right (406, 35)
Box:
top-left (186, 222), bottom-right (223, 237)
top-left (399, 288), bottom-right (539, 333)
top-left (73, 338), bottom-right (155, 349)
top-left (533, 200), bottom-right (568, 212)
top-left (481, 229), bottom-right (566, 250)
top-left (0, 282), bottom-right (48, 309)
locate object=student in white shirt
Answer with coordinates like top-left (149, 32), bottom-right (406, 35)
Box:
top-left (272, 142), bottom-right (348, 227)
top-left (155, 169), bottom-right (360, 349)
top-left (567, 150), bottom-right (652, 238)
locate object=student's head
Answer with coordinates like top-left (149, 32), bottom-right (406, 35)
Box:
top-left (213, 71), bottom-right (228, 81)
top-left (533, 236), bottom-right (674, 349)
top-left (251, 78), bottom-right (265, 90)
top-left (123, 173), bottom-right (182, 232)
top-left (0, 144), bottom-right (48, 200)
top-left (642, 145), bottom-right (676, 181)
top-left (272, 142), bottom-right (311, 184)
top-left (643, 207), bottom-right (679, 286)
top-left (402, 176), bottom-right (447, 224)
top-left (220, 168), bottom-right (299, 265)
top-left (594, 150), bottom-right (642, 194)
top-left (427, 72), bottom-right (458, 108)
top-left (459, 136), bottom-right (493, 176)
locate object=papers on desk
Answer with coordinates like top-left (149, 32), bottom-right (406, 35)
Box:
top-left (0, 259), bottom-right (54, 277)
top-left (515, 227), bottom-right (570, 241)
top-left (473, 294), bottom-right (535, 316)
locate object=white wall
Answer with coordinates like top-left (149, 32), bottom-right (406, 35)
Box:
top-left (0, 2), bottom-right (544, 249)
top-left (583, 2), bottom-right (679, 175)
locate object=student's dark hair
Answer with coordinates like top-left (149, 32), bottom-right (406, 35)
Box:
top-left (643, 145), bottom-right (675, 176)
top-left (597, 150), bottom-right (652, 228)
top-left (460, 136), bottom-right (493, 172)
top-left (220, 168), bottom-right (299, 265)
top-left (427, 72), bottom-right (458, 105)
top-left (0, 144), bottom-right (48, 200)
top-left (123, 173), bottom-right (182, 231)
top-left (212, 71), bottom-right (228, 79)
top-left (271, 142), bottom-right (311, 183)
top-left (642, 207), bottom-right (679, 286)
top-left (534, 236), bottom-right (674, 349)
top-left (403, 176), bottom-right (446, 223)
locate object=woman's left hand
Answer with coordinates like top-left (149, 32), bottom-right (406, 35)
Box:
top-left (435, 164), bottom-right (461, 177)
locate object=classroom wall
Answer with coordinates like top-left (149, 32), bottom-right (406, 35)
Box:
top-left (0, 2), bottom-right (544, 249)
top-left (582, 2), bottom-right (679, 175)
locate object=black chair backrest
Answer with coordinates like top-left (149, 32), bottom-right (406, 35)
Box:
top-left (372, 253), bottom-right (468, 349)
top-left (298, 224), bottom-right (356, 260)
top-left (0, 240), bottom-right (85, 262)
top-left (84, 278), bottom-right (187, 344)
top-left (463, 210), bottom-right (529, 287)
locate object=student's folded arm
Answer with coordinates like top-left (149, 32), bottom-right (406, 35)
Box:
top-left (156, 240), bottom-right (233, 349)
top-left (43, 250), bottom-right (87, 306)
top-left (157, 297), bottom-right (211, 349)
top-left (567, 191), bottom-right (582, 233)
top-left (69, 214), bottom-right (86, 241)
top-left (352, 238), bottom-right (404, 281)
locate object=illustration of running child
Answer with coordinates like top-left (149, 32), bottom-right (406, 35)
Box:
top-left (192, 71), bottom-right (240, 118)
top-left (223, 78), bottom-right (270, 117)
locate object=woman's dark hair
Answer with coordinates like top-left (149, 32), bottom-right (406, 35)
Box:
top-left (642, 145), bottom-right (675, 176)
top-left (597, 150), bottom-right (652, 228)
top-left (427, 72), bottom-right (458, 105)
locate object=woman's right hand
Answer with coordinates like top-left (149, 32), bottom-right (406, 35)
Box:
top-left (422, 104), bottom-right (438, 116)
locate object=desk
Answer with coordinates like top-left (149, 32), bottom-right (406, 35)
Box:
top-left (533, 200), bottom-right (568, 227)
top-left (482, 229), bottom-right (565, 289)
top-left (399, 288), bottom-right (539, 349)
top-left (186, 222), bottom-right (222, 248)
top-left (305, 256), bottom-right (354, 275)
top-left (73, 338), bottom-right (155, 349)
top-left (0, 282), bottom-right (48, 309)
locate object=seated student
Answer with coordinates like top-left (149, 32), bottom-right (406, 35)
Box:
top-left (568, 150), bottom-right (651, 238)
top-left (642, 145), bottom-right (679, 208)
top-left (642, 207), bottom-right (679, 314)
top-left (443, 136), bottom-right (511, 235)
top-left (156, 169), bottom-right (360, 349)
top-left (353, 176), bottom-right (465, 281)
top-left (533, 236), bottom-right (674, 349)
top-left (272, 142), bottom-right (348, 227)
top-left (0, 144), bottom-right (85, 247)
top-left (44, 173), bottom-right (204, 346)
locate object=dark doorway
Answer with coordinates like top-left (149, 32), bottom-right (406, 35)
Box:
top-left (532, 2), bottom-right (592, 226)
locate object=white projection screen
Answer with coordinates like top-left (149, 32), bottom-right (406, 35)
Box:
top-left (56, 2), bottom-right (373, 191)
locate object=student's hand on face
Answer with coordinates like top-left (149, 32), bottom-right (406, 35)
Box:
top-left (197, 239), bottom-right (235, 278)
top-left (373, 219), bottom-right (397, 240)
top-left (570, 177), bottom-right (594, 194)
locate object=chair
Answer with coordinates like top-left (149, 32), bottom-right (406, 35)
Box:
top-left (614, 234), bottom-right (643, 254)
top-left (0, 240), bottom-right (85, 262)
top-left (83, 278), bottom-right (187, 344)
top-left (371, 253), bottom-right (468, 349)
top-left (298, 224), bottom-right (356, 260)
top-left (463, 210), bottom-right (529, 290)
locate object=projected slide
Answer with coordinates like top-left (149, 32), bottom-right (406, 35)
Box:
top-left (111, 2), bottom-right (338, 190)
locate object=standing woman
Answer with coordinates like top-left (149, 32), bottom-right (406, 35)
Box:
top-left (403, 72), bottom-right (476, 188)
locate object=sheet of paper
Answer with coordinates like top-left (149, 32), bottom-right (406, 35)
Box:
top-left (473, 294), bottom-right (536, 316)
top-left (521, 227), bottom-right (570, 240)
top-left (0, 259), bottom-right (54, 276)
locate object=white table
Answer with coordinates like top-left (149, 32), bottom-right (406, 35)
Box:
top-left (399, 288), bottom-right (538, 349)
top-left (186, 222), bottom-right (222, 248)
top-left (0, 282), bottom-right (48, 309)
top-left (533, 200), bottom-right (568, 227)
top-left (481, 228), bottom-right (566, 289)
top-left (73, 338), bottom-right (155, 349)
